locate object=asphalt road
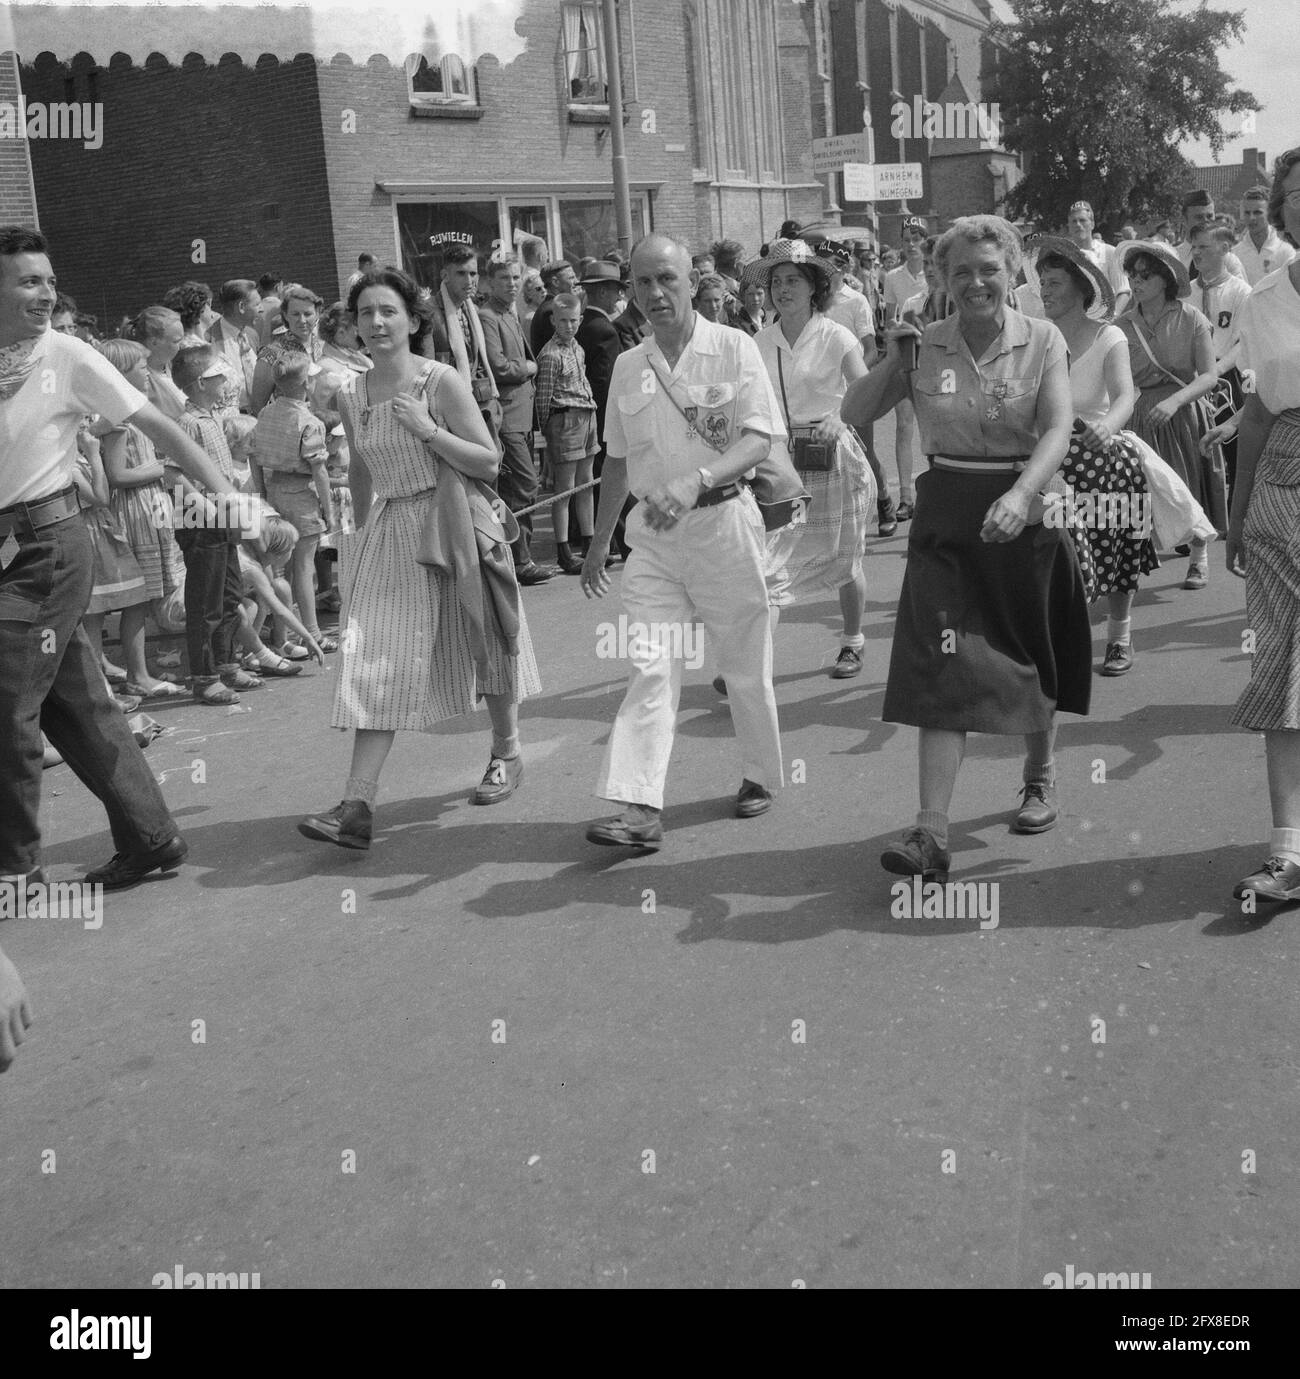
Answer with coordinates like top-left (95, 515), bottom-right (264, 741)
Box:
top-left (1, 484), bottom-right (1296, 1289)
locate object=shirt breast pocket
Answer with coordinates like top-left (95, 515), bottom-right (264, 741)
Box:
top-left (617, 389), bottom-right (656, 447)
top-left (912, 367), bottom-right (963, 409)
top-left (685, 381), bottom-right (738, 450)
top-left (982, 377), bottom-right (1038, 430)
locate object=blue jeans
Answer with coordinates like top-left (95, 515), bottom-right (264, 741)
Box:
top-left (0, 513), bottom-right (177, 874)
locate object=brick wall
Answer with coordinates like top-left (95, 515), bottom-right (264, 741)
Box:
top-left (21, 53), bottom-right (337, 327)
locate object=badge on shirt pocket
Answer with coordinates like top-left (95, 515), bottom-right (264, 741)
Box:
top-left (685, 382), bottom-right (737, 449)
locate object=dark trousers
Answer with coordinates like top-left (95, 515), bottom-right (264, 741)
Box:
top-left (497, 428), bottom-right (538, 566)
top-left (592, 445), bottom-right (633, 557)
top-left (0, 513), bottom-right (176, 873)
top-left (175, 528), bottom-right (243, 678)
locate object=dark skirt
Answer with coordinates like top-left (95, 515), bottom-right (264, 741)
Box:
top-left (1132, 384), bottom-right (1228, 536)
top-left (882, 466), bottom-right (1092, 733)
top-left (1060, 432), bottom-right (1161, 601)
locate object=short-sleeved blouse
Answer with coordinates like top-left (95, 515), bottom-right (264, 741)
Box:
top-left (1118, 300), bottom-right (1212, 389)
top-left (256, 333), bottom-right (323, 376)
top-left (754, 314), bottom-right (860, 427)
top-left (909, 310), bottom-right (1068, 457)
top-left (1235, 266), bottom-right (1300, 415)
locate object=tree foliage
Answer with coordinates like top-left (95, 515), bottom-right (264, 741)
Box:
top-left (983, 0), bottom-right (1259, 230)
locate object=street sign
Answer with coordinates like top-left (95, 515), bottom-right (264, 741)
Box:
top-left (811, 132), bottom-right (871, 174)
top-left (841, 162), bottom-right (924, 202)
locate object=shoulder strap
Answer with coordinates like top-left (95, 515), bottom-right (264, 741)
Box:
top-left (1130, 313), bottom-right (1188, 387)
top-left (775, 348), bottom-right (793, 433)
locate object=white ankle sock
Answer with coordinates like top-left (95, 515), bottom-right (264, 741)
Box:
top-left (1270, 828), bottom-right (1300, 866)
top-left (917, 809), bottom-right (948, 845)
top-left (1106, 617), bottom-right (1131, 646)
top-left (841, 632), bottom-right (865, 651)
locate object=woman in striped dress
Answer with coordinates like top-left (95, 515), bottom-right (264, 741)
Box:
top-left (299, 268), bottom-right (541, 851)
top-left (1226, 146), bottom-right (1300, 904)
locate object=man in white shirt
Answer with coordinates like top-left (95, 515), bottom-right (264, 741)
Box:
top-left (579, 234), bottom-right (786, 847)
top-left (1236, 185), bottom-right (1296, 285)
top-left (0, 226), bottom-right (242, 894)
top-left (205, 278), bottom-right (261, 411)
top-left (1066, 201), bottom-right (1129, 311)
top-left (1176, 190), bottom-right (1246, 282)
top-left (882, 217), bottom-right (929, 519)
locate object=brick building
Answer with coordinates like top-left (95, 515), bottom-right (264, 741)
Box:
top-left (798, 0), bottom-right (1020, 246)
top-left (7, 1), bottom-right (824, 326)
top-left (1191, 147), bottom-right (1274, 212)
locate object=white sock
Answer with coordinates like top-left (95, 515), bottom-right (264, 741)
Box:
top-left (1106, 617), bottom-right (1131, 646)
top-left (841, 632), bottom-right (865, 651)
top-left (917, 809), bottom-right (948, 845)
top-left (1270, 828), bottom-right (1300, 866)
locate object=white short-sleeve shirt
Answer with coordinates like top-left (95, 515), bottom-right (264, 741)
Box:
top-left (1235, 266), bottom-right (1300, 415)
top-left (825, 285), bottom-right (875, 343)
top-left (0, 330), bottom-right (147, 508)
top-left (884, 264), bottom-right (927, 319)
top-left (1235, 228), bottom-right (1296, 287)
top-left (755, 315), bottom-right (860, 431)
top-left (603, 315), bottom-right (785, 499)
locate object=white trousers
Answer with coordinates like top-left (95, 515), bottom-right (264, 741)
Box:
top-left (597, 491), bottom-right (784, 809)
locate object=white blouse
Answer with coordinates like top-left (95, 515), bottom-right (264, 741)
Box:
top-left (754, 314), bottom-right (860, 428)
top-left (1068, 323), bottom-right (1129, 426)
top-left (1235, 266), bottom-right (1300, 415)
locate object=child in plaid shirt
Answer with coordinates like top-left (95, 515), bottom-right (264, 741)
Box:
top-left (535, 293), bottom-right (599, 574)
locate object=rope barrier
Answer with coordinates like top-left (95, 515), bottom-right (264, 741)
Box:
top-left (509, 475), bottom-right (604, 521)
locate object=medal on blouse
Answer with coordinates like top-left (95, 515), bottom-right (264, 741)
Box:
top-left (986, 381), bottom-right (1008, 422)
top-left (684, 405), bottom-right (699, 440)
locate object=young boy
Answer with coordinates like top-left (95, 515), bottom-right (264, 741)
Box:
top-left (535, 293), bottom-right (599, 573)
top-left (1190, 221), bottom-right (1252, 502)
top-left (171, 344), bottom-right (261, 704)
top-left (250, 353), bottom-right (335, 651)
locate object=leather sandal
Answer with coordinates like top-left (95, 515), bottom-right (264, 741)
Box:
top-left (197, 681), bottom-right (240, 706)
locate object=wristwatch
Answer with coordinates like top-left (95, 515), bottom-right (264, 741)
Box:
top-left (697, 466), bottom-right (715, 490)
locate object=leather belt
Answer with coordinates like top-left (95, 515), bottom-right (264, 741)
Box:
top-left (694, 482), bottom-right (743, 509)
top-left (932, 455), bottom-right (1027, 473)
top-left (0, 486), bottom-right (81, 539)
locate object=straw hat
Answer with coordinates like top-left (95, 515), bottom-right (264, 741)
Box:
top-left (745, 238), bottom-right (832, 293)
top-left (1030, 234), bottom-right (1116, 317)
top-left (1116, 239), bottom-right (1191, 299)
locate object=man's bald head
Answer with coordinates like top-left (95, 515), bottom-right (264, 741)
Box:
top-left (629, 235), bottom-right (698, 338)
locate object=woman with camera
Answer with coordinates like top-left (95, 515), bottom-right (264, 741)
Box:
top-left (751, 239), bottom-right (877, 680)
top-left (842, 216), bottom-right (1090, 882)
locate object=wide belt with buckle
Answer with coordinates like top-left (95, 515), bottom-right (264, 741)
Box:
top-left (0, 486), bottom-right (81, 540)
top-left (694, 482), bottom-right (743, 509)
top-left (932, 454), bottom-right (1028, 472)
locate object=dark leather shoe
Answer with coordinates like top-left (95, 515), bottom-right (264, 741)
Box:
top-left (85, 835), bottom-right (188, 890)
top-left (1012, 781), bottom-right (1058, 834)
top-left (472, 754), bottom-right (523, 805)
top-left (516, 563), bottom-right (557, 586)
top-left (298, 800), bottom-right (372, 850)
top-left (712, 676), bottom-right (728, 697)
top-left (880, 826), bottom-right (950, 881)
top-left (829, 646), bottom-right (863, 679)
top-left (735, 779), bottom-right (774, 818)
top-left (1233, 856), bottom-right (1300, 903)
top-left (1100, 641), bottom-right (1133, 676)
top-left (586, 810), bottom-right (663, 848)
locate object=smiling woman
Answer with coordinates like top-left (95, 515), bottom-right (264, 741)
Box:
top-left (841, 214), bottom-right (1091, 882)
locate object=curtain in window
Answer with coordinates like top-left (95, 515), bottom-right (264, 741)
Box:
top-left (563, 2), bottom-right (606, 98)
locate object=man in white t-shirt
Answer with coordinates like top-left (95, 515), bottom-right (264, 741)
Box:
top-left (1236, 185), bottom-right (1296, 285)
top-left (1065, 201), bottom-right (1130, 312)
top-left (0, 226), bottom-right (242, 897)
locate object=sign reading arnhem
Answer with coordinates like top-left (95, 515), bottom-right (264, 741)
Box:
top-left (841, 162), bottom-right (924, 202)
top-left (811, 132), bottom-right (871, 174)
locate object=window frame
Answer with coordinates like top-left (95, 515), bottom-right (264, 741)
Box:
top-left (406, 52), bottom-right (480, 112)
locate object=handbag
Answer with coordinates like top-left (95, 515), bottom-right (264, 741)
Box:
top-left (776, 352), bottom-right (833, 472)
top-left (411, 364), bottom-right (519, 568)
top-left (647, 361), bottom-right (810, 531)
